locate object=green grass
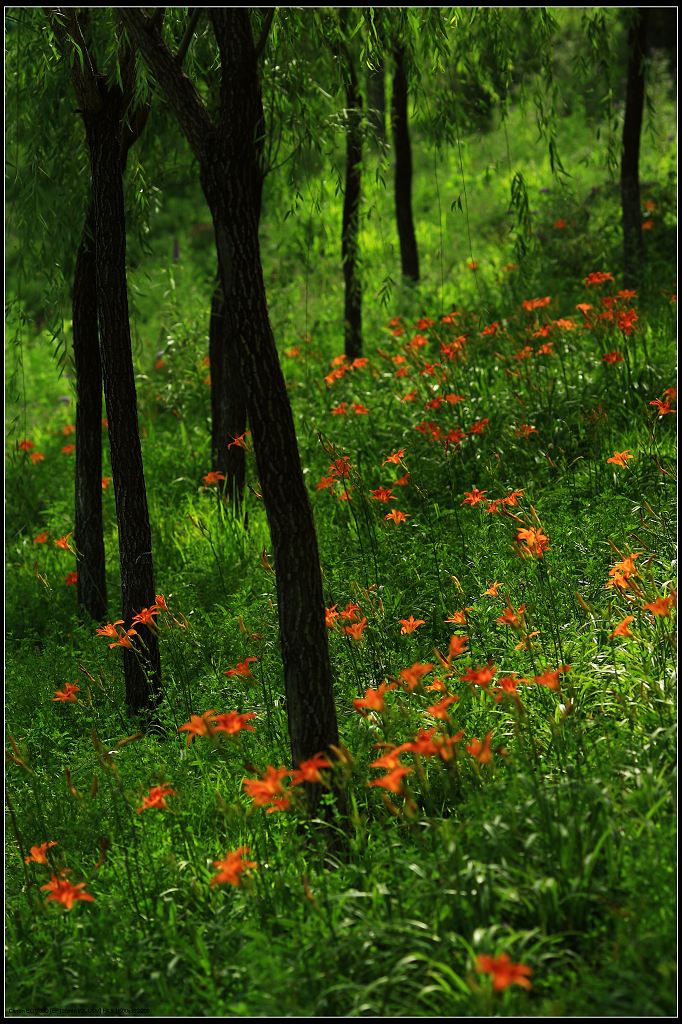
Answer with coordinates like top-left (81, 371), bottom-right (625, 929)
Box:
top-left (5, 75), bottom-right (677, 1018)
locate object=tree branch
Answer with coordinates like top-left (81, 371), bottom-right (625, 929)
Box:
top-left (46, 7), bottom-right (103, 113)
top-left (175, 8), bottom-right (201, 66)
top-left (254, 8), bottom-right (276, 62)
top-left (119, 8), bottom-right (213, 162)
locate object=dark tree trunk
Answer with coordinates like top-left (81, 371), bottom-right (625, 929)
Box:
top-left (341, 50), bottom-right (363, 361)
top-left (72, 204), bottom-right (107, 621)
top-left (84, 91), bottom-right (161, 714)
top-left (392, 43), bottom-right (420, 283)
top-left (209, 280), bottom-right (247, 505)
top-left (621, 8), bottom-right (649, 288)
top-left (121, 9), bottom-right (339, 769)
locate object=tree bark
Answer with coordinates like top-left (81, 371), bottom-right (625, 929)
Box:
top-left (209, 279), bottom-right (247, 504)
top-left (121, 8), bottom-right (339, 768)
top-left (392, 43), bottom-right (420, 283)
top-left (621, 8), bottom-right (649, 288)
top-left (72, 203), bottom-right (107, 621)
top-left (84, 90), bottom-right (161, 714)
top-left (341, 46), bottom-right (363, 360)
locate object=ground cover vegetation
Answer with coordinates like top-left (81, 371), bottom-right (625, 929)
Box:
top-left (5, 7), bottom-right (677, 1017)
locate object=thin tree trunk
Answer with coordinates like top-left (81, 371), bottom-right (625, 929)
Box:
top-left (84, 92), bottom-right (161, 714)
top-left (392, 43), bottom-right (420, 282)
top-left (72, 203), bottom-right (107, 621)
top-left (209, 279), bottom-right (247, 504)
top-left (621, 8), bottom-right (649, 288)
top-left (341, 50), bottom-right (363, 360)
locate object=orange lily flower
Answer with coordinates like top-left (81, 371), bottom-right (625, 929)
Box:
top-left (399, 615), bottom-right (425, 635)
top-left (25, 841), bottom-right (58, 864)
top-left (41, 875), bottom-right (95, 910)
top-left (211, 846), bottom-right (258, 886)
top-left (52, 683), bottom-right (80, 703)
top-left (137, 784), bottom-right (177, 813)
top-left (242, 765), bottom-right (291, 813)
top-left (607, 450), bottom-right (634, 467)
top-left (476, 953), bottom-right (532, 991)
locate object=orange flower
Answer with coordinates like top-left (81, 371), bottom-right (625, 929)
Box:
top-left (399, 662), bottom-right (434, 691)
top-left (211, 846), bottom-right (258, 886)
top-left (399, 615), bottom-right (425, 635)
top-left (514, 526), bottom-right (550, 558)
top-left (602, 351), bottom-right (624, 364)
top-left (155, 594), bottom-right (169, 611)
top-left (243, 765), bottom-right (291, 813)
top-left (96, 620), bottom-right (125, 639)
top-left (462, 486), bottom-right (487, 507)
top-left (29, 452), bottom-right (45, 464)
top-left (331, 402), bottom-right (348, 416)
top-left (137, 784), bottom-right (177, 813)
top-left (41, 875), bottom-right (95, 910)
top-left (607, 450), bottom-right (634, 468)
top-left (385, 509), bottom-right (409, 524)
top-left (643, 593), bottom-right (676, 618)
top-left (102, 476), bottom-right (112, 490)
top-left (352, 403), bottom-right (369, 415)
top-left (553, 218), bottom-right (567, 229)
top-left (109, 627), bottom-right (137, 649)
top-left (609, 615), bottom-right (635, 638)
top-left (641, 219), bottom-right (654, 230)
top-left (383, 448), bottom-right (406, 465)
top-left (18, 438), bottom-right (35, 451)
top-left (515, 423), bottom-right (537, 437)
top-left (65, 572), bottom-right (78, 587)
top-left (426, 695), bottom-right (459, 720)
top-left (522, 296), bottom-right (551, 311)
top-left (461, 663), bottom-right (496, 688)
top-left (368, 764), bottom-right (412, 793)
top-left (466, 731), bottom-right (494, 764)
top-left (492, 675), bottom-right (521, 703)
top-left (224, 656), bottom-right (258, 678)
top-left (61, 444), bottom-right (75, 455)
top-left (650, 397), bottom-right (676, 416)
top-left (228, 431), bottom-right (251, 450)
top-left (25, 841), bottom-right (59, 864)
top-left (476, 953), bottom-right (532, 991)
top-left (52, 682), bottom-right (79, 703)
top-left (394, 472), bottom-right (410, 487)
top-left (34, 531), bottom-right (49, 544)
top-left (446, 634), bottom-right (469, 659)
top-left (343, 616), bottom-right (368, 641)
top-left (178, 710), bottom-right (219, 744)
top-left (584, 271), bottom-right (614, 286)
top-left (532, 664), bottom-right (570, 689)
top-left (446, 607), bottom-right (474, 625)
top-left (55, 533), bottom-right (73, 551)
top-left (212, 711), bottom-right (257, 736)
top-left (203, 471), bottom-right (225, 486)
top-left (484, 582), bottom-right (501, 597)
top-left (353, 681), bottom-right (396, 715)
top-left (131, 606), bottom-right (159, 627)
top-left (496, 604), bottom-right (526, 630)
top-left (370, 486), bottom-right (395, 503)
top-left (290, 752), bottom-right (332, 786)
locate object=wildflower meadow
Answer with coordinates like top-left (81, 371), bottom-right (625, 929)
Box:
top-left (5, 7), bottom-right (677, 1018)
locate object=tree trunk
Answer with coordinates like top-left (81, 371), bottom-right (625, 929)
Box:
top-left (209, 280), bottom-right (247, 505)
top-left (341, 52), bottom-right (363, 360)
top-left (621, 8), bottom-right (649, 288)
top-left (392, 43), bottom-right (420, 282)
top-left (120, 8), bottom-right (340, 769)
top-left (72, 203), bottom-right (107, 621)
top-left (84, 91), bottom-right (161, 714)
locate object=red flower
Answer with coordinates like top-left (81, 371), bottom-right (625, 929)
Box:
top-left (354, 681), bottom-right (396, 715)
top-left (466, 731), bottom-right (494, 764)
top-left (522, 296), bottom-right (551, 311)
top-left (211, 846), bottom-right (258, 886)
top-left (203, 471), bottom-right (225, 486)
top-left (584, 271), bottom-right (614, 286)
top-left (25, 841), bottom-right (59, 864)
top-left (368, 764), bottom-right (412, 793)
top-left (137, 784), bottom-right (177, 813)
top-left (290, 753), bottom-right (332, 786)
top-left (399, 615), bottom-right (425, 635)
top-left (41, 875), bottom-right (95, 910)
top-left (212, 711), bottom-right (257, 735)
top-left (224, 656), bottom-right (258, 678)
top-left (461, 663), bottom-right (496, 688)
top-left (462, 487), bottom-right (488, 507)
top-left (243, 765), bottom-right (291, 813)
top-left (370, 486), bottom-right (395, 503)
top-left (34, 531), bottom-right (49, 544)
top-left (52, 682), bottom-right (79, 703)
top-left (399, 662), bottom-right (434, 691)
top-left (475, 953), bottom-right (532, 991)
